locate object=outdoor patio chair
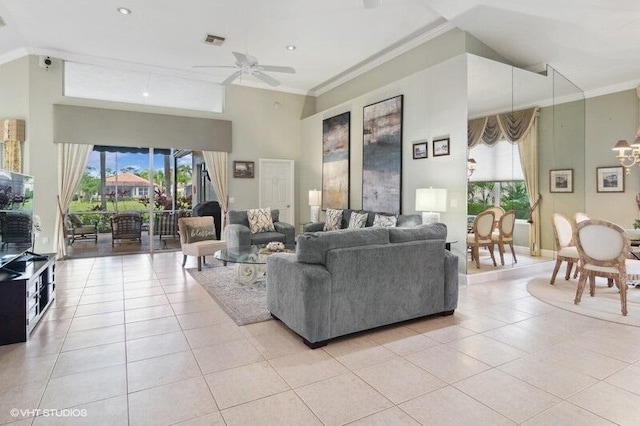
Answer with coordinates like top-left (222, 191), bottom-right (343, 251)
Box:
top-left (111, 212), bottom-right (142, 246)
top-left (66, 214), bottom-right (98, 245)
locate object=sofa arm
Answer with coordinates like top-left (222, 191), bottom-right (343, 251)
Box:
top-left (225, 223), bottom-right (251, 247)
top-left (266, 253), bottom-right (332, 344)
top-left (444, 251), bottom-right (459, 311)
top-left (303, 222), bottom-right (325, 233)
top-left (274, 221), bottom-right (295, 245)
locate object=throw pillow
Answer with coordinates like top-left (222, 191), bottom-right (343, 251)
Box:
top-left (324, 209), bottom-right (343, 231)
top-left (247, 208), bottom-right (276, 234)
top-left (184, 224), bottom-right (216, 243)
top-left (348, 212), bottom-right (367, 229)
top-left (373, 214), bottom-right (397, 228)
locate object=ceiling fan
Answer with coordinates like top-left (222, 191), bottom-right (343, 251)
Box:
top-left (194, 51), bottom-right (296, 87)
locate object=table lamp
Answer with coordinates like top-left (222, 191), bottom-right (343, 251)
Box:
top-left (309, 189), bottom-right (321, 222)
top-left (415, 187), bottom-right (447, 224)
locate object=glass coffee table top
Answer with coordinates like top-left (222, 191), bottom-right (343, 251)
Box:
top-left (214, 244), bottom-right (295, 265)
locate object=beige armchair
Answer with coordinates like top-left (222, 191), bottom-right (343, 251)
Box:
top-left (177, 216), bottom-right (226, 271)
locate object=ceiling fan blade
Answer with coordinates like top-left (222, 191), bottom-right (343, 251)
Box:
top-left (192, 65), bottom-right (237, 69)
top-left (221, 70), bottom-right (243, 85)
top-left (259, 65), bottom-right (296, 74)
top-left (232, 51), bottom-right (257, 66)
top-left (252, 71), bottom-right (280, 87)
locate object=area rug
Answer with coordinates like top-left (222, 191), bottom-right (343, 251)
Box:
top-left (527, 276), bottom-right (640, 327)
top-left (186, 266), bottom-right (272, 326)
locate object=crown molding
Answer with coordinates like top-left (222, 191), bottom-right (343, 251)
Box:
top-left (311, 19), bottom-right (456, 96)
top-left (0, 47), bottom-right (29, 66)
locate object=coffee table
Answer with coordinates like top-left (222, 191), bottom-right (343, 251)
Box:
top-left (214, 244), bottom-right (295, 284)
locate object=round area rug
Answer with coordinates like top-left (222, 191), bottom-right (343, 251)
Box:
top-left (527, 276), bottom-right (640, 327)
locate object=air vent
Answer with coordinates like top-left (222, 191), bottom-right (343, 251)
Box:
top-left (0, 16), bottom-right (6, 27)
top-left (203, 34), bottom-right (225, 46)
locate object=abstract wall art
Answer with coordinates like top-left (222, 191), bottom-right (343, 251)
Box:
top-left (322, 111), bottom-right (351, 209)
top-left (362, 95), bottom-right (403, 214)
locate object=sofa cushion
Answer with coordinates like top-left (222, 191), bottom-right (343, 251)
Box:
top-left (389, 223), bottom-right (447, 243)
top-left (252, 231), bottom-right (286, 245)
top-left (247, 208), bottom-right (276, 234)
top-left (324, 209), bottom-right (343, 231)
top-left (396, 214), bottom-right (422, 227)
top-left (184, 223), bottom-right (216, 243)
top-left (229, 209), bottom-right (280, 228)
top-left (348, 212), bottom-right (368, 229)
top-left (373, 214), bottom-right (397, 228)
top-left (297, 227), bottom-right (390, 264)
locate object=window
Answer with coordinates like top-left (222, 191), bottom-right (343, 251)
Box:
top-left (71, 146), bottom-right (193, 230)
top-left (468, 140), bottom-right (530, 220)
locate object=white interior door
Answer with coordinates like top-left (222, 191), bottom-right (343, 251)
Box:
top-left (259, 159), bottom-right (294, 224)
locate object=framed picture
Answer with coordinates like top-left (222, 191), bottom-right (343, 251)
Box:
top-left (432, 137), bottom-right (450, 157)
top-left (233, 161), bottom-right (254, 178)
top-left (596, 166), bottom-right (624, 193)
top-left (549, 169), bottom-right (573, 193)
top-left (322, 112), bottom-right (350, 209)
top-left (412, 142), bottom-right (427, 159)
top-left (362, 95), bottom-right (403, 214)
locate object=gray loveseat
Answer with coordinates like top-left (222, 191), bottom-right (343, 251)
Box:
top-left (266, 223), bottom-right (458, 348)
top-left (302, 209), bottom-right (422, 233)
top-left (226, 209), bottom-right (295, 247)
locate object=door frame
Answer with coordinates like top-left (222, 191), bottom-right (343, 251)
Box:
top-left (258, 158), bottom-right (295, 225)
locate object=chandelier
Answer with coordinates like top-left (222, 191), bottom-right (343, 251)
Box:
top-left (612, 137), bottom-right (640, 175)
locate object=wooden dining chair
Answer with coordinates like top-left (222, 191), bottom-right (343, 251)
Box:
top-left (573, 219), bottom-right (639, 316)
top-left (484, 206), bottom-right (505, 230)
top-left (491, 210), bottom-right (517, 265)
top-left (574, 212), bottom-right (589, 223)
top-left (550, 213), bottom-right (580, 284)
top-left (467, 210), bottom-right (497, 269)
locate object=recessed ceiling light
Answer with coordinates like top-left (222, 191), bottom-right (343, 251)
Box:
top-left (286, 45), bottom-right (296, 51)
top-left (117, 7), bottom-right (132, 15)
top-left (142, 91), bottom-right (149, 97)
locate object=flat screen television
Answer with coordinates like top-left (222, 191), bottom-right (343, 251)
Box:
top-left (0, 170), bottom-right (34, 271)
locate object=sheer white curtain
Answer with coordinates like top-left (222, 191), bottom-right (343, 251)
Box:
top-left (56, 143), bottom-right (93, 258)
top-left (202, 151), bottom-right (229, 230)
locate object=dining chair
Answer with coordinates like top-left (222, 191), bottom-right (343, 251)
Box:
top-left (550, 213), bottom-right (580, 284)
top-left (573, 219), bottom-right (640, 316)
top-left (574, 212), bottom-right (589, 223)
top-left (468, 210), bottom-right (497, 269)
top-left (484, 206), bottom-right (505, 230)
top-left (491, 210), bottom-right (517, 265)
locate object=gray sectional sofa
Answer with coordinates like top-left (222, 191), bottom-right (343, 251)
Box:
top-left (266, 223), bottom-right (458, 348)
top-left (302, 208), bottom-right (422, 233)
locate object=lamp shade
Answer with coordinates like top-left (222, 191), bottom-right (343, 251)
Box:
top-left (415, 188), bottom-right (447, 212)
top-left (308, 189), bottom-right (321, 206)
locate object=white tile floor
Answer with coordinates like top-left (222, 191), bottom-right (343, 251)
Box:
top-left (1, 252), bottom-right (639, 425)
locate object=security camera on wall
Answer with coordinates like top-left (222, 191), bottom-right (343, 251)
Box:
top-left (38, 56), bottom-right (52, 70)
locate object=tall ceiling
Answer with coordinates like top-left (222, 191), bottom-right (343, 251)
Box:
top-left (1, 0), bottom-right (640, 96)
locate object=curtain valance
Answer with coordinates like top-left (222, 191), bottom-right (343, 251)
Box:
top-left (468, 107), bottom-right (539, 147)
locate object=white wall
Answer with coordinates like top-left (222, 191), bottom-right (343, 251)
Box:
top-left (0, 55), bottom-right (309, 253)
top-left (300, 55), bottom-right (469, 271)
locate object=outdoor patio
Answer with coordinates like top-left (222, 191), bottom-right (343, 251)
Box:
top-left (65, 231), bottom-right (182, 259)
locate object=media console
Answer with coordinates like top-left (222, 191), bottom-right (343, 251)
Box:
top-left (0, 254), bottom-right (55, 345)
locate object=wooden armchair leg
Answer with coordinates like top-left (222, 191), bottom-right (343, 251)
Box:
top-left (182, 255), bottom-right (187, 267)
top-left (197, 257), bottom-right (202, 271)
